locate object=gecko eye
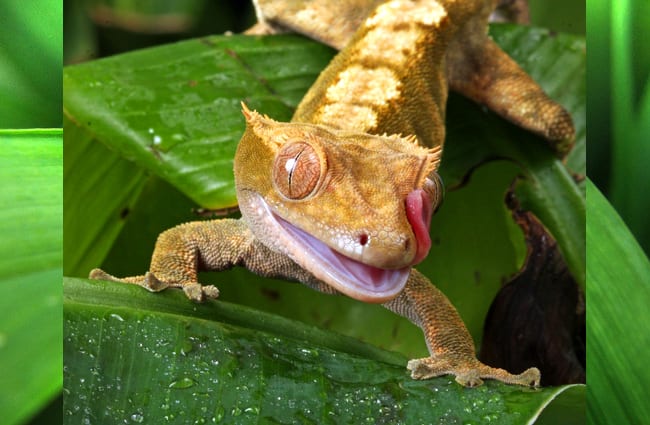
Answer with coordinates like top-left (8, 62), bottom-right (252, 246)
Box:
top-left (273, 142), bottom-right (322, 199)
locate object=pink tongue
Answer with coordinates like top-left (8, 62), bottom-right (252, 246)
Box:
top-left (405, 189), bottom-right (433, 265)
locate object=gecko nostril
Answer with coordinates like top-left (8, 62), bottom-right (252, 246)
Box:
top-left (359, 233), bottom-right (368, 246)
top-left (404, 239), bottom-right (410, 252)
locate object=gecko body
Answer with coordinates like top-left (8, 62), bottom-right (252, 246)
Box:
top-left (92, 0), bottom-right (575, 387)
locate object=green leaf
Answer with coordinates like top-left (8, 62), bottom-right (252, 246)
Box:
top-left (0, 130), bottom-right (63, 425)
top-left (528, 0), bottom-right (585, 35)
top-left (63, 117), bottom-right (148, 276)
top-left (442, 25), bottom-right (586, 287)
top-left (64, 277), bottom-right (584, 424)
top-left (63, 34), bottom-right (335, 210)
top-left (586, 179), bottom-right (650, 424)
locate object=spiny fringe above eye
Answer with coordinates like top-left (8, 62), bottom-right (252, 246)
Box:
top-left (241, 101), bottom-right (273, 123)
top-left (380, 132), bottom-right (440, 158)
top-left (426, 145), bottom-right (443, 171)
top-left (428, 145), bottom-right (442, 156)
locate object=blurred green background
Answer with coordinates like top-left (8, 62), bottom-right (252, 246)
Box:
top-left (64, 0), bottom-right (584, 66)
top-left (587, 0), bottom-right (650, 255)
top-left (1, 1), bottom-right (62, 128)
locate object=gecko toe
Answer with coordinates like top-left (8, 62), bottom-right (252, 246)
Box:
top-left (202, 285), bottom-right (220, 299)
top-left (182, 283), bottom-right (220, 302)
top-left (455, 371), bottom-right (483, 387)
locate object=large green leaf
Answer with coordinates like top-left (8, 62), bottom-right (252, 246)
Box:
top-left (63, 34), bottom-right (334, 209)
top-left (586, 180), bottom-right (650, 424)
top-left (64, 277), bottom-right (584, 424)
top-left (0, 130), bottom-right (62, 425)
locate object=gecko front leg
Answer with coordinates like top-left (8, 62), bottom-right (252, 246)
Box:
top-left (90, 217), bottom-right (335, 302)
top-left (384, 269), bottom-right (541, 387)
top-left (90, 219), bottom-right (255, 302)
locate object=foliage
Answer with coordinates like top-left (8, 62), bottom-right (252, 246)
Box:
top-left (64, 276), bottom-right (584, 424)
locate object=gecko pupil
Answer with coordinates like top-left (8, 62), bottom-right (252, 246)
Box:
top-left (286, 151), bottom-right (303, 190)
top-left (273, 141), bottom-right (321, 200)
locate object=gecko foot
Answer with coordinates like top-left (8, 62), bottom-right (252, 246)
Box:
top-left (89, 268), bottom-right (220, 302)
top-left (407, 356), bottom-right (541, 388)
top-left (182, 282), bottom-right (220, 303)
top-left (89, 268), bottom-right (170, 292)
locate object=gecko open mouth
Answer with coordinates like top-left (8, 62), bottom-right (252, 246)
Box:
top-left (275, 214), bottom-right (411, 300)
top-left (249, 193), bottom-right (409, 302)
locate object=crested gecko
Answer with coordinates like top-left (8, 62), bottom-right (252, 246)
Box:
top-left (91, 0), bottom-right (574, 387)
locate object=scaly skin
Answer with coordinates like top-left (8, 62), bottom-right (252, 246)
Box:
top-left (91, 0), bottom-right (575, 387)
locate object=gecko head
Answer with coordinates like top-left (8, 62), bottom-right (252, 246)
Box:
top-left (234, 105), bottom-right (443, 302)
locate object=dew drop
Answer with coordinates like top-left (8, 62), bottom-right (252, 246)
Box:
top-left (130, 413), bottom-right (144, 423)
top-left (212, 405), bottom-right (225, 423)
top-left (169, 377), bottom-right (195, 389)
